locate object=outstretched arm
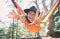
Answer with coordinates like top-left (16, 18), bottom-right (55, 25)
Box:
top-left (9, 9), bottom-right (29, 25)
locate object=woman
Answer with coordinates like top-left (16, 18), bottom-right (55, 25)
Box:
top-left (9, 6), bottom-right (45, 39)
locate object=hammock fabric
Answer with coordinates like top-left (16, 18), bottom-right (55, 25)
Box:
top-left (58, 0), bottom-right (60, 2)
top-left (10, 0), bottom-right (59, 32)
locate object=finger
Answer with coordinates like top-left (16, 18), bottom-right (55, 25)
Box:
top-left (34, 10), bottom-right (39, 21)
top-left (36, 10), bottom-right (39, 17)
top-left (10, 11), bottom-right (15, 15)
top-left (42, 14), bottom-right (45, 19)
top-left (39, 13), bottom-right (42, 18)
top-left (12, 10), bottom-right (16, 14)
top-left (8, 16), bottom-right (14, 18)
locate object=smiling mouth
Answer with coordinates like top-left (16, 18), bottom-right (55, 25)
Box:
top-left (30, 18), bottom-right (34, 19)
top-left (30, 17), bottom-right (35, 19)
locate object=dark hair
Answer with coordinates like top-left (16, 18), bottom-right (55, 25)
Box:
top-left (25, 16), bottom-right (31, 23)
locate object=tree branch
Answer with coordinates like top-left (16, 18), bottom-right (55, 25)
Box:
top-left (42, 0), bottom-right (48, 13)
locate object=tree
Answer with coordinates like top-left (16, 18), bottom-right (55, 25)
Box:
top-left (54, 3), bottom-right (60, 30)
top-left (47, 1), bottom-right (60, 37)
top-left (5, 23), bottom-right (17, 39)
top-left (46, 0), bottom-right (55, 31)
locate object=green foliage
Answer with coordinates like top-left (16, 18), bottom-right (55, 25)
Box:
top-left (0, 28), bottom-right (6, 39)
top-left (55, 22), bottom-right (60, 30)
top-left (56, 22), bottom-right (60, 30)
top-left (53, 11), bottom-right (60, 30)
top-left (6, 24), bottom-right (17, 39)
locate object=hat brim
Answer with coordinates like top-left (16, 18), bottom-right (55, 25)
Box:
top-left (24, 9), bottom-right (36, 14)
top-left (24, 9), bottom-right (30, 14)
top-left (24, 6), bottom-right (37, 14)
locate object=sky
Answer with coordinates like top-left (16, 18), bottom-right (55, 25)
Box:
top-left (0, 0), bottom-right (57, 28)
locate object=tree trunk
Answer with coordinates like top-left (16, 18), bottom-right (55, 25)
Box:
top-left (47, 0), bottom-right (55, 36)
top-left (58, 3), bottom-right (60, 12)
top-left (12, 19), bottom-right (14, 39)
top-left (48, 0), bottom-right (55, 31)
top-left (48, 16), bottom-right (55, 30)
top-left (50, 0), bottom-right (54, 7)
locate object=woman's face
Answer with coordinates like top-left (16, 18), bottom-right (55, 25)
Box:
top-left (27, 11), bottom-right (36, 22)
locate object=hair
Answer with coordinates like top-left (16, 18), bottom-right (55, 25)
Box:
top-left (25, 16), bottom-right (31, 23)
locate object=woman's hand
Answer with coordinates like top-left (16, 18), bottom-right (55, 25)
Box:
top-left (8, 9), bottom-right (28, 25)
top-left (29, 10), bottom-right (45, 25)
top-left (8, 7), bottom-right (26, 19)
top-left (8, 10), bottom-right (20, 19)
